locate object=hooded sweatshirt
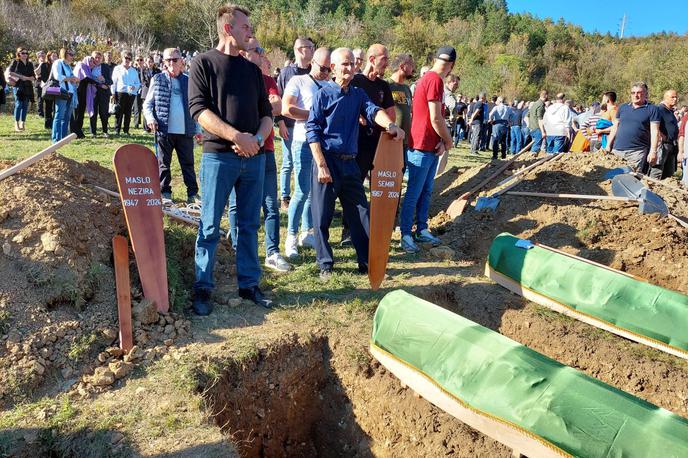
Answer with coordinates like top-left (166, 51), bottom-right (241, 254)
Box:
top-left (543, 101), bottom-right (573, 137)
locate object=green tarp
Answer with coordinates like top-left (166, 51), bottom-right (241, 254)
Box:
top-left (372, 290), bottom-right (688, 457)
top-left (488, 232), bottom-right (688, 354)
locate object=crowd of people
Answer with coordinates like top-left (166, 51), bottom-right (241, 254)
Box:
top-left (3, 3), bottom-right (687, 316)
top-left (447, 87), bottom-right (687, 181)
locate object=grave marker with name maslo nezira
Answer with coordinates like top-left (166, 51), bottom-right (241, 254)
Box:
top-left (113, 144), bottom-right (169, 313)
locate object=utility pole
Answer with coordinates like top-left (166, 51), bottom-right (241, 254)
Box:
top-left (619, 13), bottom-right (627, 38)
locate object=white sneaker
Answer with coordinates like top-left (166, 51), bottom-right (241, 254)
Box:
top-left (285, 234), bottom-right (299, 259)
top-left (264, 253), bottom-right (292, 272)
top-left (298, 230), bottom-right (315, 248)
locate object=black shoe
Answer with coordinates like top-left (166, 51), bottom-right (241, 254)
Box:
top-left (357, 263), bottom-right (368, 274)
top-left (340, 228), bottom-right (352, 247)
top-left (193, 288), bottom-right (213, 316)
top-left (238, 286), bottom-right (273, 309)
top-left (319, 268), bottom-right (333, 281)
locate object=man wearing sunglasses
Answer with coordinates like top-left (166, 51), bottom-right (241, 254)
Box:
top-left (144, 47), bottom-right (201, 206)
top-left (111, 51), bottom-right (141, 136)
top-left (281, 47), bottom-right (335, 259)
top-left (276, 37), bottom-right (314, 211)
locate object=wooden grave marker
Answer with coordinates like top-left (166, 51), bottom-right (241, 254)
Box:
top-left (113, 144), bottom-right (169, 312)
top-left (112, 235), bottom-right (134, 352)
top-left (368, 134), bottom-right (404, 290)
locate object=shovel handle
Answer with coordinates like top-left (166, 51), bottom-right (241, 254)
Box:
top-left (507, 191), bottom-right (633, 201)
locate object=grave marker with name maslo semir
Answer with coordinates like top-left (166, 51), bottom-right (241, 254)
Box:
top-left (368, 134), bottom-right (404, 290)
top-left (113, 144), bottom-right (169, 313)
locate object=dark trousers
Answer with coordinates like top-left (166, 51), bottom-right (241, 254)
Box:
top-left (342, 148), bottom-right (376, 233)
top-left (42, 98), bottom-right (54, 129)
top-left (70, 84), bottom-right (89, 137)
top-left (36, 86), bottom-right (44, 117)
top-left (132, 93), bottom-right (143, 128)
top-left (491, 123), bottom-right (508, 158)
top-left (311, 156), bottom-right (369, 270)
top-left (115, 92), bottom-right (135, 134)
top-left (90, 88), bottom-right (110, 135)
top-left (158, 133), bottom-right (199, 197)
top-left (479, 123), bottom-right (491, 150)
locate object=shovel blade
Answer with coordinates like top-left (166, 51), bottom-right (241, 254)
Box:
top-left (638, 188), bottom-right (669, 216)
top-left (474, 196), bottom-right (500, 212)
top-left (612, 174), bottom-right (645, 199)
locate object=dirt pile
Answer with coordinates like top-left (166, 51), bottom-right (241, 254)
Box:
top-left (433, 152), bottom-right (688, 294)
top-left (0, 155), bottom-right (192, 408)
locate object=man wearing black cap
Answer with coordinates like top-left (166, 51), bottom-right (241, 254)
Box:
top-left (400, 46), bottom-right (455, 254)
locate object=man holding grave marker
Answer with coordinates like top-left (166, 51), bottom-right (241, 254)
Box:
top-left (188, 4), bottom-right (274, 314)
top-left (399, 46), bottom-right (455, 254)
top-left (306, 47), bottom-right (404, 280)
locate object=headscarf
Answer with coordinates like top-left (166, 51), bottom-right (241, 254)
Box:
top-left (75, 56), bottom-right (97, 117)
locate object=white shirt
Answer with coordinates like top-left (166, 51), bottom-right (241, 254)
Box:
top-left (543, 102), bottom-right (574, 137)
top-left (283, 74), bottom-right (334, 142)
top-left (111, 65), bottom-right (141, 95)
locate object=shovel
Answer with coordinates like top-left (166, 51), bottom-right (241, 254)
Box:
top-left (506, 183), bottom-right (669, 217)
top-left (474, 153), bottom-right (563, 212)
top-left (612, 174), bottom-right (687, 226)
top-left (446, 140), bottom-right (534, 218)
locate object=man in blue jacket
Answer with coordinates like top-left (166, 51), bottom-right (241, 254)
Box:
top-left (144, 47), bottom-right (201, 204)
top-left (306, 47), bottom-right (404, 280)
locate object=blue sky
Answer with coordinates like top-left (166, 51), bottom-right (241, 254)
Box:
top-left (507, 0), bottom-right (688, 37)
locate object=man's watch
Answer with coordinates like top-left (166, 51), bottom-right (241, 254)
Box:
top-left (386, 122), bottom-right (397, 132)
top-left (255, 133), bottom-right (264, 147)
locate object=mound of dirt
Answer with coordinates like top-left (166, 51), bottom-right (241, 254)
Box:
top-left (433, 153), bottom-right (688, 294)
top-left (0, 155), bottom-right (193, 408)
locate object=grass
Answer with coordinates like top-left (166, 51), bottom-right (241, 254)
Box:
top-left (67, 333), bottom-right (98, 362)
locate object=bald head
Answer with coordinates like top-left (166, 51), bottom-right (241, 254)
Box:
top-left (293, 37), bottom-right (314, 67)
top-left (663, 89), bottom-right (678, 108)
top-left (364, 43), bottom-right (389, 78)
top-left (310, 47), bottom-right (332, 80)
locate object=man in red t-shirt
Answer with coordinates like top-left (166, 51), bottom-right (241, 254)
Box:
top-left (400, 46), bottom-right (455, 253)
top-left (228, 38), bottom-right (292, 272)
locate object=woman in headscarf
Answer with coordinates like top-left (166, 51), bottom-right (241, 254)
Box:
top-left (6, 47), bottom-right (35, 131)
top-left (71, 55), bottom-right (100, 138)
top-left (50, 48), bottom-right (80, 143)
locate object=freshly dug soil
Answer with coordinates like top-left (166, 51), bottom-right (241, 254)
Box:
top-left (0, 155), bottom-right (128, 405)
top-left (433, 152), bottom-right (688, 294)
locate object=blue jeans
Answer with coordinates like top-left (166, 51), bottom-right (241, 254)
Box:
top-left (400, 149), bottom-right (439, 236)
top-left (510, 126), bottom-right (522, 153)
top-left (52, 98), bottom-right (74, 143)
top-left (195, 152), bottom-right (265, 291)
top-left (521, 127), bottom-right (530, 146)
top-left (287, 140), bottom-right (313, 235)
top-left (530, 128), bottom-right (543, 152)
top-left (546, 136), bottom-right (567, 154)
top-left (228, 152), bottom-right (280, 256)
top-left (13, 89), bottom-right (28, 122)
top-left (279, 126), bottom-right (294, 199)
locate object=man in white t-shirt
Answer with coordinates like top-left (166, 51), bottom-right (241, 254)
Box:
top-left (543, 92), bottom-right (574, 153)
top-left (281, 47), bottom-right (335, 258)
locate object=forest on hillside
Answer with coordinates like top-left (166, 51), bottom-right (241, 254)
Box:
top-left (3, 0), bottom-right (688, 104)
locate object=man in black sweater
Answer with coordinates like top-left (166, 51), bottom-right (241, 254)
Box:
top-left (188, 4), bottom-right (274, 315)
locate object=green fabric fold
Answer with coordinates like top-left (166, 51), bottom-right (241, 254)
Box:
top-left (487, 232), bottom-right (688, 352)
top-left (372, 290), bottom-right (688, 457)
